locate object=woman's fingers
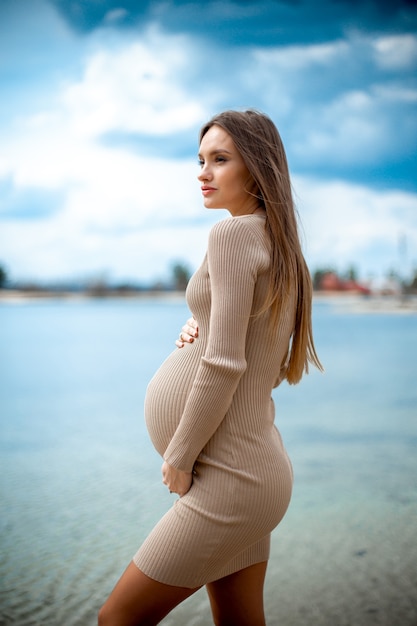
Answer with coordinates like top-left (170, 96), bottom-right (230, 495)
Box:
top-left (162, 461), bottom-right (193, 497)
top-left (187, 317), bottom-right (199, 334)
top-left (175, 318), bottom-right (199, 347)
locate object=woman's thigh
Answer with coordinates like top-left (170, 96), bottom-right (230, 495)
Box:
top-left (206, 561), bottom-right (268, 626)
top-left (98, 560), bottom-right (200, 626)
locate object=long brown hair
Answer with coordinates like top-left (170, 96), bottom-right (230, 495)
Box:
top-left (200, 109), bottom-right (323, 384)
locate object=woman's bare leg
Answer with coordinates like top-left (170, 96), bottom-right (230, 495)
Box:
top-left (206, 561), bottom-right (268, 626)
top-left (98, 561), bottom-right (200, 626)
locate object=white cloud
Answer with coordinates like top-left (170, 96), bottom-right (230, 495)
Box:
top-left (103, 8), bottom-right (129, 25)
top-left (61, 27), bottom-right (206, 139)
top-left (373, 34), bottom-right (417, 71)
top-left (294, 176), bottom-right (417, 278)
top-left (59, 150), bottom-right (205, 233)
top-left (292, 90), bottom-right (382, 164)
top-left (0, 199), bottom-right (220, 284)
top-left (0, 118), bottom-right (219, 282)
top-left (252, 39), bottom-right (349, 70)
top-left (372, 83), bottom-right (417, 104)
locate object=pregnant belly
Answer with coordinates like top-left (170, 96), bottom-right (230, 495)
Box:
top-left (144, 347), bottom-right (199, 456)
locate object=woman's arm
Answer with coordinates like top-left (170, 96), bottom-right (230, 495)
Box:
top-left (164, 218), bottom-right (264, 473)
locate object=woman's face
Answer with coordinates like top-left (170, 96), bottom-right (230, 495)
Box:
top-left (197, 125), bottom-right (258, 216)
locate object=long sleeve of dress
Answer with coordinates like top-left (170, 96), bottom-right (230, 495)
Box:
top-left (163, 217), bottom-right (267, 472)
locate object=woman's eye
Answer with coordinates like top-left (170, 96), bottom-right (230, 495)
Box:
top-left (215, 156), bottom-right (226, 163)
top-left (198, 158), bottom-right (204, 166)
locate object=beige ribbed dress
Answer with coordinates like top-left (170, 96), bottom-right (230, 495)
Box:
top-left (133, 214), bottom-right (295, 588)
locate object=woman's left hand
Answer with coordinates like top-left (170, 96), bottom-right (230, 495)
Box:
top-left (162, 461), bottom-right (193, 497)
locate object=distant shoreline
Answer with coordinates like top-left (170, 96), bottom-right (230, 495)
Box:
top-left (313, 292), bottom-right (417, 314)
top-left (1, 288), bottom-right (416, 314)
top-left (0, 288), bottom-right (186, 303)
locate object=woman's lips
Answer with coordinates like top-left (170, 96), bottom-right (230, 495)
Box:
top-left (201, 186), bottom-right (216, 196)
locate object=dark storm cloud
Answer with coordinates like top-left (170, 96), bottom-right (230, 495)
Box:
top-left (49, 0), bottom-right (417, 43)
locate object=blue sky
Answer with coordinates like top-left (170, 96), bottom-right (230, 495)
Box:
top-left (0, 0), bottom-right (416, 286)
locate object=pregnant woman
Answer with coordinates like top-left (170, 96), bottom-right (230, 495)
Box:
top-left (99, 109), bottom-right (322, 626)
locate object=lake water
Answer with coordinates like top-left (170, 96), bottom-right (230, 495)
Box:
top-left (1, 295), bottom-right (416, 626)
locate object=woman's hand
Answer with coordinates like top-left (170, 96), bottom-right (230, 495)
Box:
top-left (162, 461), bottom-right (193, 497)
top-left (175, 317), bottom-right (199, 348)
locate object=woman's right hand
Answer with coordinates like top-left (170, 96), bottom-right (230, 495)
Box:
top-left (176, 317), bottom-right (199, 348)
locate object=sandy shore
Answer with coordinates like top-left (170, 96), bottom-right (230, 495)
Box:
top-left (0, 288), bottom-right (186, 303)
top-left (1, 289), bottom-right (416, 314)
top-left (313, 292), bottom-right (417, 314)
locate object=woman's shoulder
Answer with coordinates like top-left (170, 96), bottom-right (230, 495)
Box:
top-left (208, 216), bottom-right (270, 265)
top-left (209, 215), bottom-right (266, 242)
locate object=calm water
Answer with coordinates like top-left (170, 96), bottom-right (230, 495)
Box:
top-left (0, 296), bottom-right (416, 626)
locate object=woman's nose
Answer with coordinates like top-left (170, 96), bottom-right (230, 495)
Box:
top-left (198, 165), bottom-right (211, 181)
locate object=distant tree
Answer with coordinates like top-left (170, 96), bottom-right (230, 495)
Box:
top-left (171, 262), bottom-right (191, 291)
top-left (312, 267), bottom-right (336, 290)
top-left (85, 272), bottom-right (111, 297)
top-left (387, 268), bottom-right (400, 280)
top-left (405, 269), bottom-right (417, 293)
top-left (345, 265), bottom-right (358, 281)
top-left (0, 264), bottom-right (7, 289)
